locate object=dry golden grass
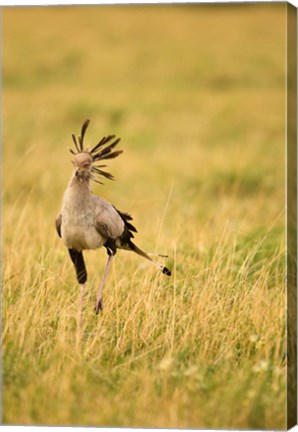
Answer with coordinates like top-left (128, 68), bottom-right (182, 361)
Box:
top-left (3, 4), bottom-right (287, 429)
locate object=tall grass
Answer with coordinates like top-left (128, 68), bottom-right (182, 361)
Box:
top-left (2, 4), bottom-right (286, 428)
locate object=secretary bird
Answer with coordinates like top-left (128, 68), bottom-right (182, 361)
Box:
top-left (55, 119), bottom-right (171, 321)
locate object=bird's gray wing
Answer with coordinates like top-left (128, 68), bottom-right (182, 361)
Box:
top-left (55, 213), bottom-right (62, 238)
top-left (95, 219), bottom-right (112, 239)
top-left (94, 200), bottom-right (125, 240)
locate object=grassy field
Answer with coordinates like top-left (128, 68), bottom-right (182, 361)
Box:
top-left (2, 4), bottom-right (287, 429)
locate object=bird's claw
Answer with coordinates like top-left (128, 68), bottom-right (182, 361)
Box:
top-left (95, 299), bottom-right (103, 314)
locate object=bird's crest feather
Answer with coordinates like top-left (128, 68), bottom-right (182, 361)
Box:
top-left (69, 119), bottom-right (123, 184)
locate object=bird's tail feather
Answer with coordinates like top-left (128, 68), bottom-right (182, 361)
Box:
top-left (127, 242), bottom-right (171, 276)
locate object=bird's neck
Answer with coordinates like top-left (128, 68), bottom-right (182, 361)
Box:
top-left (69, 172), bottom-right (92, 193)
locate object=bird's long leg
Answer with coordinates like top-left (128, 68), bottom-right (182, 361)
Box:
top-left (79, 283), bottom-right (85, 329)
top-left (68, 249), bottom-right (87, 328)
top-left (125, 242), bottom-right (171, 276)
top-left (95, 254), bottom-right (113, 314)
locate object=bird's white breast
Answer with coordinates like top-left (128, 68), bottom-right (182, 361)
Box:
top-left (60, 185), bottom-right (106, 251)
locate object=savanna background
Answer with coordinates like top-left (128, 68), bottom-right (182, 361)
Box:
top-left (2, 4), bottom-right (287, 429)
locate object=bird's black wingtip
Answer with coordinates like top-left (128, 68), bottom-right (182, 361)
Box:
top-left (162, 266), bottom-right (172, 276)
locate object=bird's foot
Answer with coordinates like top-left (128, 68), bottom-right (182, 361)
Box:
top-left (162, 266), bottom-right (172, 276)
top-left (95, 299), bottom-right (103, 315)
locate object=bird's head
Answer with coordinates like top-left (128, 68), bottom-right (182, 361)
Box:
top-left (69, 119), bottom-right (123, 184)
top-left (73, 152), bottom-right (93, 179)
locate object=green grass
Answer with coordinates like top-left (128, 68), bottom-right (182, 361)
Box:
top-left (2, 4), bottom-right (287, 429)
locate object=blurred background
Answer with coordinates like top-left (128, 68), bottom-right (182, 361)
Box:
top-left (3, 4), bottom-right (286, 428)
top-left (3, 4), bottom-right (285, 227)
